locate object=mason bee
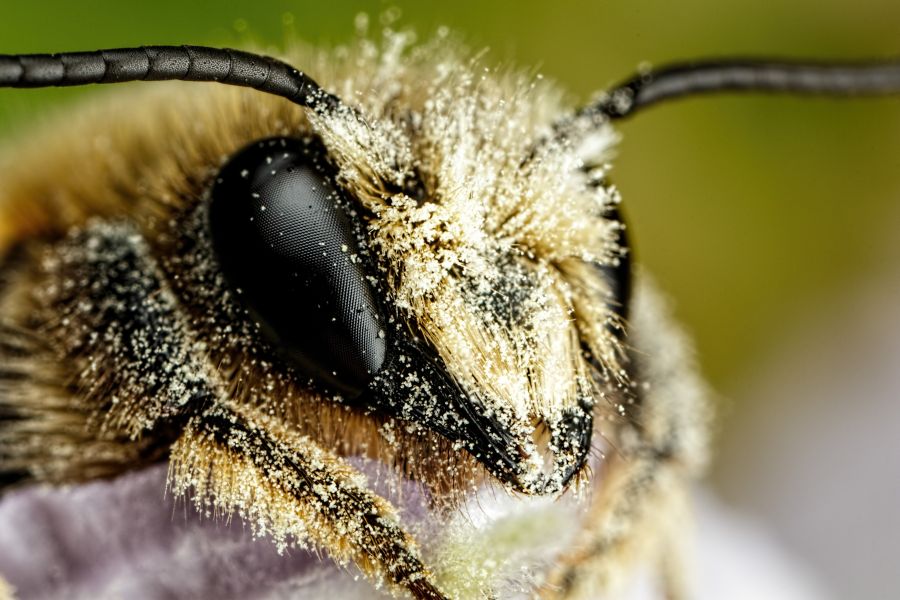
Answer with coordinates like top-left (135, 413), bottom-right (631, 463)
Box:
top-left (0, 29), bottom-right (897, 599)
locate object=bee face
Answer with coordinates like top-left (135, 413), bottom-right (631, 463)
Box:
top-left (104, 43), bottom-right (630, 493)
top-left (1, 28), bottom-right (895, 600)
top-left (297, 65), bottom-right (627, 493)
top-left (0, 35), bottom-right (643, 597)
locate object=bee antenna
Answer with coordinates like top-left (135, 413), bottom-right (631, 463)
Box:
top-left (0, 46), bottom-right (342, 112)
top-left (581, 58), bottom-right (900, 122)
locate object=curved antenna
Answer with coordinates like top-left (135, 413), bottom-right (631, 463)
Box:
top-left (579, 58), bottom-right (900, 122)
top-left (0, 45), bottom-right (341, 112)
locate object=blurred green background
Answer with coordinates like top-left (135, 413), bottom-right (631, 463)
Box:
top-left (1, 0), bottom-right (898, 434)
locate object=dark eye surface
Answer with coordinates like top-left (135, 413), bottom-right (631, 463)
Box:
top-left (209, 137), bottom-right (386, 397)
top-left (601, 205), bottom-right (631, 321)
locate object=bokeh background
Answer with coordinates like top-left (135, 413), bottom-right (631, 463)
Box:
top-left (1, 2), bottom-right (898, 598)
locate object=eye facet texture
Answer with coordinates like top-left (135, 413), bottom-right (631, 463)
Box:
top-left (209, 137), bottom-right (386, 397)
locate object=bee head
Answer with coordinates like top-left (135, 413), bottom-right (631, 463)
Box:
top-left (205, 52), bottom-right (629, 494)
top-left (3, 39), bottom-right (896, 497)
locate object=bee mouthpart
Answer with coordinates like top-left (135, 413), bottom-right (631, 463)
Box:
top-left (363, 338), bottom-right (593, 495)
top-left (512, 398), bottom-right (594, 494)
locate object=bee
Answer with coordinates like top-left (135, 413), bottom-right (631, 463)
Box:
top-left (0, 30), bottom-right (897, 599)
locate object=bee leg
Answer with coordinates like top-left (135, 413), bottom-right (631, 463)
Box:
top-left (169, 403), bottom-right (450, 600)
top-left (541, 452), bottom-right (691, 599)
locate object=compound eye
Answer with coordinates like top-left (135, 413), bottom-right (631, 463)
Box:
top-left (208, 137), bottom-right (386, 398)
top-left (600, 205), bottom-right (631, 321)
